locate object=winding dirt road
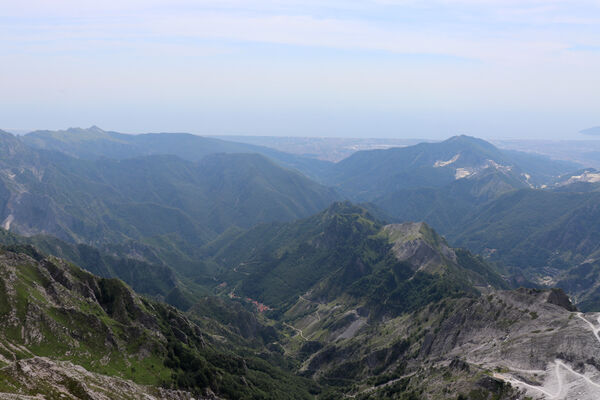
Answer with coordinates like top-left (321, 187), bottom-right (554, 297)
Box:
top-left (283, 322), bottom-right (308, 341)
top-left (495, 312), bottom-right (600, 399)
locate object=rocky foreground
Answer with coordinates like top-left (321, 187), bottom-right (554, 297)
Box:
top-left (0, 246), bottom-right (313, 399)
top-left (0, 357), bottom-right (202, 400)
top-left (281, 286), bottom-right (600, 399)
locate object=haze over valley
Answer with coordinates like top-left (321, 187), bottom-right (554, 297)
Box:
top-left (3, 0), bottom-right (600, 398)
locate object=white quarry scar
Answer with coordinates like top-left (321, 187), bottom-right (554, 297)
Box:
top-left (434, 153), bottom-right (460, 167)
top-left (494, 313), bottom-right (600, 398)
top-left (2, 214), bottom-right (14, 230)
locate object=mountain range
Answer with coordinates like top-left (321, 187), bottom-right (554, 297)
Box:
top-left (0, 130), bottom-right (338, 285)
top-left (22, 126), bottom-right (333, 181)
top-left (2, 205), bottom-right (598, 399)
top-left (1, 126), bottom-right (600, 398)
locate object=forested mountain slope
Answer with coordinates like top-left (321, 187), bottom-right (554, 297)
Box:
top-left (200, 204), bottom-right (600, 399)
top-left (205, 202), bottom-right (506, 314)
top-left (0, 132), bottom-right (338, 279)
top-left (323, 135), bottom-right (576, 200)
top-left (22, 126), bottom-right (333, 181)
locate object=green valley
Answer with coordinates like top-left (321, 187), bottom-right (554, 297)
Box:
top-left (1, 129), bottom-right (600, 399)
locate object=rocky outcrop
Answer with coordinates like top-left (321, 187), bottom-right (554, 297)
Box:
top-left (546, 288), bottom-right (578, 312)
top-left (0, 246), bottom-right (314, 400)
top-left (0, 357), bottom-right (201, 400)
top-left (383, 222), bottom-right (457, 273)
top-left (283, 286), bottom-right (600, 399)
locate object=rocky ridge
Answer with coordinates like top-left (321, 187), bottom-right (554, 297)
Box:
top-left (0, 245), bottom-right (314, 399)
top-left (0, 357), bottom-right (203, 400)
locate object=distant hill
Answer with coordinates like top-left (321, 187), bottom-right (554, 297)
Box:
top-left (212, 135), bottom-right (426, 162)
top-left (22, 126), bottom-right (334, 181)
top-left (580, 126), bottom-right (600, 136)
top-left (374, 165), bottom-right (529, 233)
top-left (0, 132), bottom-right (339, 279)
top-left (550, 168), bottom-right (600, 192)
top-left (316, 135), bottom-right (578, 234)
top-left (324, 135), bottom-right (578, 202)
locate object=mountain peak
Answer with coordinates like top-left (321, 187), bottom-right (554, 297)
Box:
top-left (382, 222), bottom-right (457, 270)
top-left (88, 125), bottom-right (104, 132)
top-left (443, 134), bottom-right (476, 143)
top-left (443, 135), bottom-right (496, 148)
top-left (65, 125), bottom-right (106, 134)
top-left (323, 201), bottom-right (366, 215)
top-left (445, 134), bottom-right (474, 141)
top-left (0, 129), bottom-right (27, 156)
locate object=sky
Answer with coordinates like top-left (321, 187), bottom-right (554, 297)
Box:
top-left (1, 0), bottom-right (600, 139)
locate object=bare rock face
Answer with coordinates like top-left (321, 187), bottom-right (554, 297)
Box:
top-left (383, 222), bottom-right (457, 274)
top-left (424, 289), bottom-right (600, 399)
top-left (546, 288), bottom-right (578, 312)
top-left (0, 251), bottom-right (158, 353)
top-left (284, 285), bottom-right (600, 399)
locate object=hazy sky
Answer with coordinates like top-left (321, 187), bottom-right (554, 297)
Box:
top-left (2, 0), bottom-right (600, 139)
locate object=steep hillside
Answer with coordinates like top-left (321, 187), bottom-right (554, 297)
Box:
top-left (0, 228), bottom-right (201, 308)
top-left (0, 357), bottom-right (196, 400)
top-left (286, 286), bottom-right (600, 399)
top-left (438, 188), bottom-right (600, 311)
top-left (207, 202), bottom-right (506, 315)
top-left (194, 153), bottom-right (338, 231)
top-left (0, 246), bottom-right (314, 399)
top-left (501, 149), bottom-right (581, 183)
top-left (203, 205), bottom-right (600, 398)
top-left (449, 190), bottom-right (599, 268)
top-left (555, 261), bottom-right (600, 312)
